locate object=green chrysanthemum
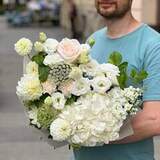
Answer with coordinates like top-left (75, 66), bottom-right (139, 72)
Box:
top-left (37, 104), bottom-right (59, 129)
top-left (50, 62), bottom-right (72, 85)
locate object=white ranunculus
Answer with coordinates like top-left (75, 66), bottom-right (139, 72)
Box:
top-left (15, 38), bottom-right (33, 56)
top-left (96, 63), bottom-right (120, 77)
top-left (16, 74), bottom-right (42, 101)
top-left (26, 61), bottom-right (39, 75)
top-left (91, 76), bottom-right (112, 94)
top-left (50, 118), bottom-right (71, 141)
top-left (43, 38), bottom-right (59, 54)
top-left (71, 78), bottom-right (90, 96)
top-left (28, 108), bottom-right (41, 128)
top-left (43, 54), bottom-right (64, 68)
top-left (51, 92), bottom-right (66, 110)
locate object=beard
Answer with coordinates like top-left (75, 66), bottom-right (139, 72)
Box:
top-left (95, 0), bottom-right (132, 20)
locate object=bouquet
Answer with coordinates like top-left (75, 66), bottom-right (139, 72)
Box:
top-left (15, 32), bottom-right (148, 147)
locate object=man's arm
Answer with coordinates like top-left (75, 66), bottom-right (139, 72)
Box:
top-left (112, 101), bottom-right (160, 144)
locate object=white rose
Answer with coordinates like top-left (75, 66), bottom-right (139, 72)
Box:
top-left (15, 38), bottom-right (33, 56)
top-left (51, 92), bottom-right (66, 110)
top-left (43, 54), bottom-right (64, 68)
top-left (50, 118), bottom-right (71, 141)
top-left (43, 38), bottom-right (59, 54)
top-left (71, 78), bottom-right (90, 96)
top-left (91, 76), bottom-right (112, 94)
top-left (57, 38), bottom-right (81, 62)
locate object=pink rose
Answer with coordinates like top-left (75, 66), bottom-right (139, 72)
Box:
top-left (57, 38), bottom-right (81, 62)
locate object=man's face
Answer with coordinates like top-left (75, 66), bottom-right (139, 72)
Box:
top-left (95, 0), bottom-right (132, 19)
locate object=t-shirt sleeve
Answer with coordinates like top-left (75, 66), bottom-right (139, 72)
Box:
top-left (143, 40), bottom-right (160, 101)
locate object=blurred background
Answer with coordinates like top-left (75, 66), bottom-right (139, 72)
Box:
top-left (0, 0), bottom-right (159, 160)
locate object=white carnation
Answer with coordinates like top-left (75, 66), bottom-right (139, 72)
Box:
top-left (50, 118), bottom-right (71, 141)
top-left (43, 38), bottom-right (59, 54)
top-left (15, 38), bottom-right (33, 56)
top-left (43, 54), bottom-right (64, 68)
top-left (91, 76), bottom-right (112, 94)
top-left (16, 74), bottom-right (42, 101)
top-left (52, 92), bottom-right (66, 110)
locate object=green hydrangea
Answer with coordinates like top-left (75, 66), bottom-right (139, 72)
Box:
top-left (39, 32), bottom-right (47, 42)
top-left (37, 104), bottom-right (59, 129)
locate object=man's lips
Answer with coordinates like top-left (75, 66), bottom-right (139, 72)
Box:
top-left (98, 1), bottom-right (116, 8)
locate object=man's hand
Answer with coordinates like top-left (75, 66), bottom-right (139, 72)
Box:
top-left (112, 101), bottom-right (160, 144)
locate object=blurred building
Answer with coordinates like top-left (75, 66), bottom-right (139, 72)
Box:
top-left (60, 0), bottom-right (160, 40)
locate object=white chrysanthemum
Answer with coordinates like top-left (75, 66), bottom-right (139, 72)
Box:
top-left (50, 118), bottom-right (71, 141)
top-left (43, 38), bottom-right (59, 54)
top-left (16, 74), bottom-right (42, 101)
top-left (71, 78), bottom-right (90, 96)
top-left (52, 92), bottom-right (66, 110)
top-left (28, 108), bottom-right (41, 128)
top-left (26, 61), bottom-right (39, 75)
top-left (43, 54), bottom-right (64, 68)
top-left (15, 38), bottom-right (33, 56)
top-left (91, 76), bottom-right (112, 94)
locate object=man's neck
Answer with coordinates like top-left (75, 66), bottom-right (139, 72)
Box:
top-left (106, 12), bottom-right (141, 39)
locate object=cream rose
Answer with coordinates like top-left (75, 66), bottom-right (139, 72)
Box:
top-left (57, 38), bottom-right (81, 62)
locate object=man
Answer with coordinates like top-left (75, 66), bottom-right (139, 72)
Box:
top-left (73, 0), bottom-right (160, 160)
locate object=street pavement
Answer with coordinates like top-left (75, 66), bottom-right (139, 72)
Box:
top-left (0, 16), bottom-right (159, 160)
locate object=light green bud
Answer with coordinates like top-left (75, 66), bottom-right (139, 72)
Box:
top-left (34, 41), bottom-right (44, 52)
top-left (88, 38), bottom-right (95, 47)
top-left (39, 32), bottom-right (47, 42)
top-left (44, 96), bottom-right (53, 106)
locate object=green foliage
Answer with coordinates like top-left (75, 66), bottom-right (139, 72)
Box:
top-left (108, 52), bottom-right (148, 89)
top-left (31, 52), bottom-right (51, 82)
top-left (38, 65), bottom-right (50, 82)
top-left (108, 52), bottom-right (122, 66)
top-left (25, 93), bottom-right (50, 109)
top-left (65, 95), bottom-right (78, 105)
top-left (88, 38), bottom-right (95, 47)
top-left (37, 104), bottom-right (59, 129)
top-left (32, 53), bottom-right (45, 65)
top-left (130, 69), bottom-right (148, 84)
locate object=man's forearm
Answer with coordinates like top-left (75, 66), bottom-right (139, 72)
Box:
top-left (113, 105), bottom-right (160, 144)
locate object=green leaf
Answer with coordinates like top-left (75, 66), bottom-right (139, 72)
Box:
top-left (130, 69), bottom-right (137, 78)
top-left (38, 65), bottom-right (50, 82)
top-left (118, 71), bottom-right (128, 89)
top-left (32, 53), bottom-right (45, 65)
top-left (108, 52), bottom-right (122, 66)
top-left (65, 95), bottom-right (78, 105)
top-left (118, 62), bottom-right (128, 71)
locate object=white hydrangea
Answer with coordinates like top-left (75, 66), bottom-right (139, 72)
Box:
top-left (91, 76), bottom-right (112, 94)
top-left (43, 54), bottom-right (64, 68)
top-left (16, 74), bottom-right (42, 101)
top-left (28, 108), bottom-right (41, 128)
top-left (50, 118), bottom-right (71, 141)
top-left (15, 38), bottom-right (33, 56)
top-left (43, 38), bottom-right (59, 54)
top-left (26, 61), bottom-right (39, 75)
top-left (34, 41), bottom-right (44, 52)
top-left (51, 92), bottom-right (66, 110)
top-left (71, 78), bottom-right (90, 96)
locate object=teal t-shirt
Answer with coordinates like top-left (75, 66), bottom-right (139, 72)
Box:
top-left (73, 24), bottom-right (160, 160)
